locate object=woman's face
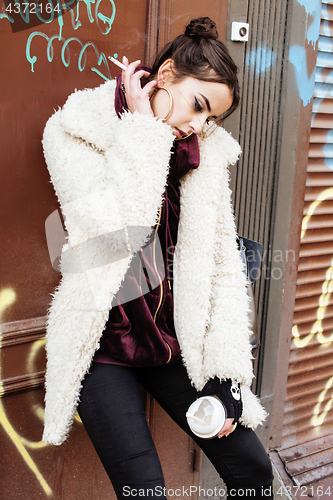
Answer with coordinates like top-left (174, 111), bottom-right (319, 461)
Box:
top-left (151, 60), bottom-right (234, 139)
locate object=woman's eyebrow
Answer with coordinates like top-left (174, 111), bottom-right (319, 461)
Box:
top-left (199, 93), bottom-right (211, 112)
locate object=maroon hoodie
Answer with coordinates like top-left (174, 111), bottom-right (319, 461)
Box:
top-left (93, 72), bottom-right (200, 367)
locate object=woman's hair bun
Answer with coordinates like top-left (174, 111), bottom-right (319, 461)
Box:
top-left (185, 17), bottom-right (218, 40)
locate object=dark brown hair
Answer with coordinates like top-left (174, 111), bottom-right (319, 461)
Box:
top-left (150, 17), bottom-right (240, 124)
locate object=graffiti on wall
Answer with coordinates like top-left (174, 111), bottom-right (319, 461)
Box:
top-left (290, 0), bottom-right (333, 430)
top-left (0, 288), bottom-right (85, 495)
top-left (0, 288), bottom-right (53, 496)
top-left (289, 0), bottom-right (321, 106)
top-left (0, 0), bottom-right (118, 80)
top-left (245, 45), bottom-right (276, 75)
top-left (292, 188), bottom-right (333, 428)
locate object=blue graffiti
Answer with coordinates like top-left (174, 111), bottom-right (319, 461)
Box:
top-left (315, 81), bottom-right (333, 98)
top-left (245, 46), bottom-right (276, 75)
top-left (296, 0), bottom-right (321, 46)
top-left (0, 0), bottom-right (14, 22)
top-left (323, 150), bottom-right (333, 170)
top-left (321, 18), bottom-right (332, 37)
top-left (307, 1), bottom-right (333, 172)
top-left (65, 0), bottom-right (115, 34)
top-left (289, 0), bottom-right (322, 106)
top-left (289, 45), bottom-right (317, 106)
top-left (0, 12), bottom-right (14, 22)
top-left (323, 130), bottom-right (333, 171)
top-left (25, 0), bottom-right (116, 78)
top-left (311, 96), bottom-right (322, 115)
top-left (26, 31), bottom-right (112, 80)
top-left (1, 0), bottom-right (116, 80)
top-left (74, 0), bottom-right (95, 25)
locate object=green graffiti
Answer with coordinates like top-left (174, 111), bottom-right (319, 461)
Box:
top-left (24, 0), bottom-right (116, 78)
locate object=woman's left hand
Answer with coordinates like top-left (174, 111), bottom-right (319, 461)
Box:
top-left (218, 418), bottom-right (237, 438)
top-left (121, 56), bottom-right (157, 116)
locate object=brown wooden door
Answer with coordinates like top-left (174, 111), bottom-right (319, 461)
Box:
top-left (0, 0), bottom-right (228, 497)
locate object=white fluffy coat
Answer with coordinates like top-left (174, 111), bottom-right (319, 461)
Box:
top-left (42, 79), bottom-right (266, 445)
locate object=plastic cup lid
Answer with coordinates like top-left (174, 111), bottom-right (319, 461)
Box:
top-left (186, 396), bottom-right (226, 439)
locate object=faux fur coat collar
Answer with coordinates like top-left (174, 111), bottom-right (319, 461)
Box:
top-left (42, 79), bottom-right (266, 445)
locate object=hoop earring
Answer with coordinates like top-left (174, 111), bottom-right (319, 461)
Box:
top-left (150, 86), bottom-right (173, 122)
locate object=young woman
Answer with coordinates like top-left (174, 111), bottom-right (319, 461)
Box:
top-left (42, 17), bottom-right (274, 499)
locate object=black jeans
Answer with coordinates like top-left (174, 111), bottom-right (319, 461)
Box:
top-left (77, 361), bottom-right (274, 500)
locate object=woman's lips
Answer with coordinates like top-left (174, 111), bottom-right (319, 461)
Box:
top-left (173, 127), bottom-right (188, 139)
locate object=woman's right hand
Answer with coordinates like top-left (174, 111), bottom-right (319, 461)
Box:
top-left (121, 56), bottom-right (157, 117)
top-left (218, 418), bottom-right (237, 438)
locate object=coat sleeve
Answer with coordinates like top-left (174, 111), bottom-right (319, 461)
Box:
top-left (42, 84), bottom-right (175, 253)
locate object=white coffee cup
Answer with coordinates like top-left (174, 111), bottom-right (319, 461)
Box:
top-left (186, 396), bottom-right (226, 439)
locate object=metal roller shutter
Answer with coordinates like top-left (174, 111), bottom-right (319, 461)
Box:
top-left (278, 0), bottom-right (333, 492)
